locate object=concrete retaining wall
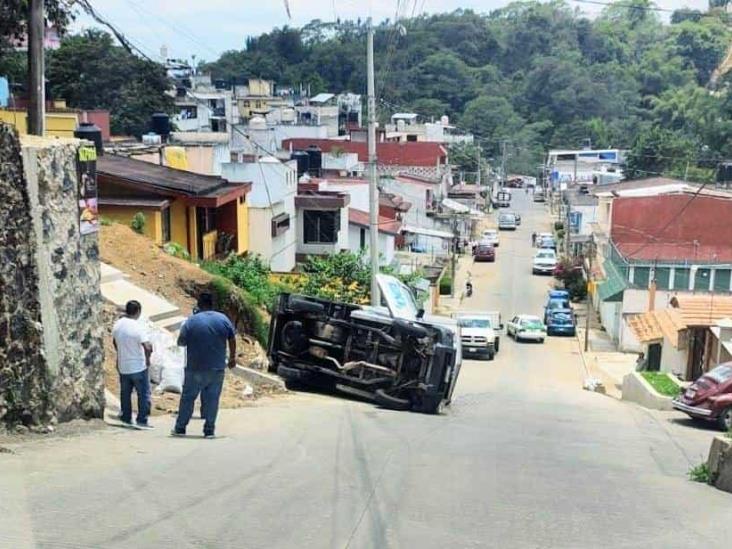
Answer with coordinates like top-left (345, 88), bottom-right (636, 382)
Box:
top-left (621, 371), bottom-right (674, 411)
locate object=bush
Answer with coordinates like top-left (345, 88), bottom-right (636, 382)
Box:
top-left (554, 256), bottom-right (586, 301)
top-left (298, 251), bottom-right (372, 304)
top-left (208, 276), bottom-right (269, 347)
top-left (439, 275), bottom-right (453, 295)
top-left (130, 212), bottom-right (146, 234)
top-left (554, 221), bottom-right (564, 231)
top-left (100, 216), bottom-right (112, 226)
top-left (163, 242), bottom-right (191, 261)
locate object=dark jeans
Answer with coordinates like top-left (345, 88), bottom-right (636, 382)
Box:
top-left (119, 369), bottom-right (151, 425)
top-left (175, 369), bottom-right (225, 435)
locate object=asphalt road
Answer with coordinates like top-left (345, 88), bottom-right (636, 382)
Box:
top-left (2, 191), bottom-right (731, 549)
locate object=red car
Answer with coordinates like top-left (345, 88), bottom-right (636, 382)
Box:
top-left (473, 244), bottom-right (496, 262)
top-left (672, 363), bottom-right (732, 431)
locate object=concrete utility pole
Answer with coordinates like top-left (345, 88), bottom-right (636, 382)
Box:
top-left (28, 0), bottom-right (45, 136)
top-left (476, 147), bottom-right (481, 187)
top-left (584, 237), bottom-right (595, 352)
top-left (367, 20), bottom-right (380, 306)
top-left (500, 141), bottom-right (507, 188)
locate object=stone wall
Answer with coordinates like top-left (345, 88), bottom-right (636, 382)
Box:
top-left (0, 126), bottom-right (51, 427)
top-left (0, 126), bottom-right (105, 430)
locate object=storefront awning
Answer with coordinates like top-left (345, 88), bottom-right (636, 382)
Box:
top-left (401, 225), bottom-right (453, 239)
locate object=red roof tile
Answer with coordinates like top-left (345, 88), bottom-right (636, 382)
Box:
top-left (348, 208), bottom-right (402, 236)
top-left (283, 138), bottom-right (447, 168)
top-left (611, 194), bottom-right (732, 262)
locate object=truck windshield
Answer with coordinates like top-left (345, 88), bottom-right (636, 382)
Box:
top-left (458, 318), bottom-right (491, 328)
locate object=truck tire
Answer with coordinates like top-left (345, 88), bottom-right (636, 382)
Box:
top-left (413, 394), bottom-right (444, 414)
top-left (488, 350), bottom-right (495, 361)
top-left (717, 406), bottom-right (732, 431)
top-left (374, 389), bottom-right (412, 411)
top-left (495, 337), bottom-right (500, 353)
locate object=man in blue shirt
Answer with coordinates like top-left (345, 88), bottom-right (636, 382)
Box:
top-left (172, 292), bottom-right (236, 438)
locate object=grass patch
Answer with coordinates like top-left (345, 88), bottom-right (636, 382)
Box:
top-left (641, 372), bottom-right (681, 397)
top-left (688, 461), bottom-right (711, 483)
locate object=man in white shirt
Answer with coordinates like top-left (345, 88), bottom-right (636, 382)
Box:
top-left (112, 300), bottom-right (153, 429)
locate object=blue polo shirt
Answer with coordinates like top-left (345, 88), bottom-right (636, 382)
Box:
top-left (178, 311), bottom-right (235, 371)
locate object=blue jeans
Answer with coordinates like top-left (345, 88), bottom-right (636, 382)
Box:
top-left (175, 369), bottom-right (225, 435)
top-left (119, 369), bottom-right (151, 425)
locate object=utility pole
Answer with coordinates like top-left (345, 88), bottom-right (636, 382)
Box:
top-left (476, 147), bottom-right (481, 187)
top-left (500, 141), bottom-right (507, 188)
top-left (366, 20), bottom-right (380, 306)
top-left (28, 0), bottom-right (45, 135)
top-left (450, 216), bottom-right (458, 299)
top-left (584, 237), bottom-right (595, 352)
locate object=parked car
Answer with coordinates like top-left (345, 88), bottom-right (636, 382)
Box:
top-left (506, 315), bottom-right (546, 343)
top-left (473, 243), bottom-right (496, 262)
top-left (267, 274), bottom-right (461, 414)
top-left (544, 290), bottom-right (571, 323)
top-left (545, 308), bottom-right (576, 336)
top-left (533, 189), bottom-right (546, 202)
top-left (495, 190), bottom-right (511, 208)
top-left (578, 184), bottom-right (590, 194)
top-left (481, 229), bottom-right (499, 247)
top-left (535, 232), bottom-right (553, 247)
top-left (498, 212), bottom-right (518, 230)
top-left (454, 312), bottom-right (503, 360)
top-left (532, 249), bottom-right (558, 275)
top-left (672, 363), bottom-right (732, 430)
top-left (507, 211), bottom-right (522, 225)
top-left (538, 236), bottom-right (557, 250)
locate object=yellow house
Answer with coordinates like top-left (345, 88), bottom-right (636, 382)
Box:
top-left (97, 154), bottom-right (251, 260)
top-left (0, 108), bottom-right (78, 138)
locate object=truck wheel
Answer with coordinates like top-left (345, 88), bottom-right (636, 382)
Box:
top-left (413, 394), bottom-right (444, 414)
top-left (717, 407), bottom-right (732, 431)
top-left (488, 351), bottom-right (495, 361)
top-left (374, 389), bottom-right (412, 411)
top-left (495, 338), bottom-right (500, 352)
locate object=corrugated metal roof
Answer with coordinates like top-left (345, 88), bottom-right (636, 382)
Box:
top-left (670, 295), bottom-right (732, 327)
top-left (598, 259), bottom-right (628, 301)
top-left (627, 309), bottom-right (686, 347)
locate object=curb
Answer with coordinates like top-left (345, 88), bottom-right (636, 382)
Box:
top-left (232, 365), bottom-right (286, 391)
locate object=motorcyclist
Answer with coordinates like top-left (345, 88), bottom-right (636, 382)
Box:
top-left (465, 278), bottom-right (473, 297)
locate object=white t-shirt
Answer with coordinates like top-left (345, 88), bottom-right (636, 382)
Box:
top-left (112, 317), bottom-right (150, 375)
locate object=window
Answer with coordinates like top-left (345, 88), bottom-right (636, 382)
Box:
top-left (634, 267), bottom-right (650, 288)
top-left (162, 206), bottom-right (171, 243)
top-left (714, 269), bottom-right (731, 292)
top-left (304, 210), bottom-right (338, 244)
top-left (271, 213), bottom-right (291, 237)
top-left (694, 268), bottom-right (711, 292)
top-left (674, 268), bottom-right (690, 290)
top-left (654, 267), bottom-right (670, 290)
top-left (179, 106), bottom-right (197, 120)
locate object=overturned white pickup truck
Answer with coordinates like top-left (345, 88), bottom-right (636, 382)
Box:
top-left (267, 274), bottom-right (462, 414)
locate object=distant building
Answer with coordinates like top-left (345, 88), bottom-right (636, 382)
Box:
top-left (174, 74), bottom-right (236, 133)
top-left (546, 148), bottom-right (625, 187)
top-left (221, 157), bottom-right (298, 272)
top-left (385, 113), bottom-right (473, 145)
top-left (97, 154), bottom-right (251, 261)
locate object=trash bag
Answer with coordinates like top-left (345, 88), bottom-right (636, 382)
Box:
top-left (142, 317), bottom-right (186, 392)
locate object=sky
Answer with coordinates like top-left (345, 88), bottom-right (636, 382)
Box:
top-left (73, 0), bottom-right (710, 63)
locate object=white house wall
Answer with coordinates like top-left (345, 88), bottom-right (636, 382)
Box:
top-left (659, 335), bottom-right (688, 378)
top-left (348, 225), bottom-right (395, 266)
top-left (297, 206), bottom-right (349, 257)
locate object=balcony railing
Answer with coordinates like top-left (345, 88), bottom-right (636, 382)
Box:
top-left (202, 230), bottom-right (218, 261)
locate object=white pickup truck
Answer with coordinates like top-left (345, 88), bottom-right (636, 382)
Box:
top-left (453, 311), bottom-right (502, 361)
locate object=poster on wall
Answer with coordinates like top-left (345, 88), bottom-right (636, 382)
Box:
top-left (77, 145), bottom-right (99, 236)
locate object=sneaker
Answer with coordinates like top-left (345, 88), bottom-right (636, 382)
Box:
top-left (203, 433), bottom-right (216, 439)
top-left (170, 428), bottom-right (186, 437)
top-left (136, 423), bottom-right (154, 431)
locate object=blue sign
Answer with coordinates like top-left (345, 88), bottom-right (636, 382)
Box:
top-left (569, 211), bottom-right (582, 234)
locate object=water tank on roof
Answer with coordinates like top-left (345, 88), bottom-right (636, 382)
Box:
top-left (291, 150), bottom-right (310, 178)
top-left (306, 145), bottom-right (322, 177)
top-left (151, 113), bottom-right (171, 141)
top-left (396, 119), bottom-right (406, 132)
top-left (440, 115), bottom-right (449, 126)
top-left (142, 133), bottom-right (162, 145)
top-left (281, 108), bottom-right (296, 123)
top-left (74, 122), bottom-right (103, 155)
top-left (248, 116), bottom-right (267, 130)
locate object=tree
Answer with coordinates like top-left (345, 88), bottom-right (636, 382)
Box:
top-left (47, 30), bottom-right (173, 137)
